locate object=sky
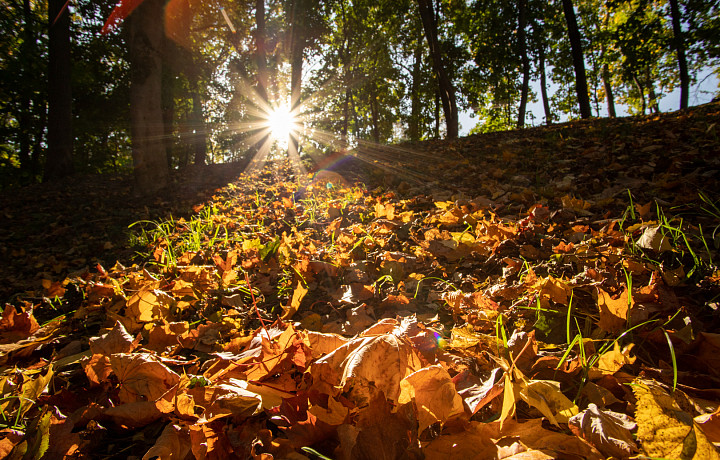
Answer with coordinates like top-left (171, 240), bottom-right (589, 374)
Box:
top-left (458, 68), bottom-right (720, 135)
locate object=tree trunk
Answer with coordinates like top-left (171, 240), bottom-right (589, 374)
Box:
top-left (19, 0), bottom-right (34, 173)
top-left (128, 0), bottom-right (169, 194)
top-left (434, 90), bottom-right (440, 138)
top-left (192, 91), bottom-right (207, 165)
top-left (409, 27), bottom-right (422, 141)
top-left (517, 0), bottom-right (530, 128)
top-left (602, 63), bottom-right (616, 117)
top-left (161, 63), bottom-right (175, 168)
top-left (633, 74), bottom-right (647, 114)
top-left (561, 0), bottom-right (592, 119)
top-left (669, 0), bottom-right (688, 109)
top-left (417, 0), bottom-right (458, 138)
top-left (45, 0), bottom-right (74, 181)
top-left (289, 0), bottom-right (305, 158)
top-left (647, 72), bottom-right (660, 113)
top-left (370, 85), bottom-right (380, 143)
top-left (255, 0), bottom-right (269, 104)
top-left (539, 47), bottom-right (552, 125)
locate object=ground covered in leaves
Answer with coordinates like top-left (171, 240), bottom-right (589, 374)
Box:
top-left (2, 103), bottom-right (720, 459)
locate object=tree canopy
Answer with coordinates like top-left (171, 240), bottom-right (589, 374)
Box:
top-left (0, 0), bottom-right (718, 188)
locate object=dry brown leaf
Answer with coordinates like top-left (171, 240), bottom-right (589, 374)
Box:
top-left (109, 352), bottom-right (180, 404)
top-left (695, 406), bottom-right (720, 443)
top-left (0, 304), bottom-right (39, 342)
top-left (597, 287), bottom-right (632, 334)
top-left (569, 403), bottom-right (638, 458)
top-left (636, 226), bottom-right (672, 253)
top-left (89, 320), bottom-right (136, 355)
top-left (104, 400), bottom-right (168, 428)
top-left (142, 423), bottom-right (192, 460)
top-left (398, 364), bottom-right (465, 433)
top-left (282, 281), bottom-right (308, 320)
top-left (125, 287), bottom-right (174, 329)
top-left (310, 331), bottom-right (422, 406)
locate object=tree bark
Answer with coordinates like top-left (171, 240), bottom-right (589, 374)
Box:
top-left (517, 0), bottom-right (530, 128)
top-left (19, 0), bottom-right (34, 173)
top-left (561, 0), bottom-right (592, 119)
top-left (669, 0), bottom-right (688, 109)
top-left (633, 74), bottom-right (647, 114)
top-left (128, 0), bottom-right (169, 194)
top-left (409, 26), bottom-right (422, 141)
top-left (602, 63), bottom-right (616, 117)
top-left (45, 0), bottom-right (74, 181)
top-left (289, 0), bottom-right (306, 157)
top-left (538, 47), bottom-right (552, 125)
top-left (417, 0), bottom-right (458, 138)
top-left (192, 91), bottom-right (207, 165)
top-left (255, 0), bottom-right (269, 104)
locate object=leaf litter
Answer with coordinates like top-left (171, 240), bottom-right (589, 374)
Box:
top-left (2, 104), bottom-right (720, 458)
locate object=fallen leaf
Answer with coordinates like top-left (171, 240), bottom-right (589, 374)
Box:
top-left (109, 353), bottom-right (180, 404)
top-left (282, 281), bottom-right (308, 320)
top-left (569, 403), bottom-right (638, 458)
top-left (633, 379), bottom-right (720, 459)
top-left (636, 226), bottom-right (673, 253)
top-left (398, 364), bottom-right (465, 433)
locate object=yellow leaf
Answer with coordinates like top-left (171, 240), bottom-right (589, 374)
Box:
top-left (589, 342), bottom-right (636, 379)
top-left (519, 379), bottom-right (579, 426)
top-left (281, 281), bottom-right (308, 320)
top-left (633, 379), bottom-right (720, 459)
top-left (500, 372), bottom-right (517, 426)
top-left (597, 287), bottom-right (632, 334)
top-left (309, 395), bottom-right (349, 426)
top-left (398, 365), bottom-right (465, 433)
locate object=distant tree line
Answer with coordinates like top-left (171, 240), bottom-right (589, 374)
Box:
top-left (1, 0), bottom-right (718, 192)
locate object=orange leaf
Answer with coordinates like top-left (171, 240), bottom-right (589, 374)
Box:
top-left (109, 353), bottom-right (180, 404)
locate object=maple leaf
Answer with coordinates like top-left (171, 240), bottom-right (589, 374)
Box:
top-left (109, 352), bottom-right (180, 404)
top-left (633, 379), bottom-right (720, 459)
top-left (398, 364), bottom-right (465, 433)
top-left (569, 403), bottom-right (638, 458)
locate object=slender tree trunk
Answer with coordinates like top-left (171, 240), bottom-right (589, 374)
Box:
top-left (255, 0), bottom-right (269, 104)
top-left (669, 0), bottom-right (688, 109)
top-left (45, 0), bottom-right (74, 181)
top-left (602, 63), bottom-right (616, 117)
top-left (633, 74), bottom-right (647, 114)
top-left (343, 88), bottom-right (350, 138)
top-left (289, 0), bottom-right (305, 157)
top-left (417, 0), bottom-right (458, 138)
top-left (517, 0), bottom-right (530, 128)
top-left (128, 0), bottom-right (169, 194)
top-left (561, 0), bottom-right (592, 119)
top-left (161, 63), bottom-right (175, 167)
top-left (539, 47), bottom-right (552, 125)
top-left (600, 12), bottom-right (616, 117)
top-left (647, 74), bottom-right (660, 113)
top-left (192, 91), bottom-right (207, 165)
top-left (434, 90), bottom-right (440, 138)
top-left (409, 27), bottom-right (422, 141)
top-left (19, 0), bottom-right (34, 173)
top-left (370, 85), bottom-right (380, 143)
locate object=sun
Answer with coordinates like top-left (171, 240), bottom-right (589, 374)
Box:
top-left (266, 105), bottom-right (296, 144)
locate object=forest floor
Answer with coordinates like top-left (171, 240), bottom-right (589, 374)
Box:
top-left (1, 102), bottom-right (720, 459)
